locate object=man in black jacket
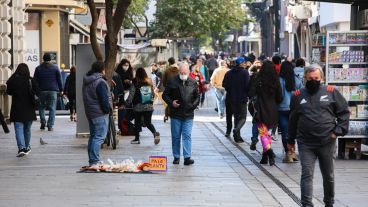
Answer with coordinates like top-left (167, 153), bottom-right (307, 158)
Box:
top-left (163, 63), bottom-right (200, 165)
top-left (288, 64), bottom-right (349, 207)
top-left (222, 57), bottom-right (250, 143)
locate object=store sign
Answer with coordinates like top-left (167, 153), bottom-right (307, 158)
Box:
top-left (24, 30), bottom-right (40, 76)
top-left (149, 156), bottom-right (167, 172)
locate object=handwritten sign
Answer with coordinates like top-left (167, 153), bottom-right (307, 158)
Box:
top-left (149, 156), bottom-right (167, 172)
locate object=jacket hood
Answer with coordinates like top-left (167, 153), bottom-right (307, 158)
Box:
top-left (83, 73), bottom-right (104, 85)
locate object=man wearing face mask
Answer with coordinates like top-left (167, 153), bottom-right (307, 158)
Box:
top-left (163, 63), bottom-right (200, 165)
top-left (288, 64), bottom-right (350, 207)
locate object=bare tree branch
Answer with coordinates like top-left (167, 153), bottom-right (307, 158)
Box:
top-left (87, 0), bottom-right (103, 61)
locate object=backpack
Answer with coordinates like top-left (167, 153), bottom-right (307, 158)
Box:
top-left (140, 85), bottom-right (153, 104)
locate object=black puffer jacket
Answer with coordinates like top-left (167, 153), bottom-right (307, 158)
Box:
top-left (163, 75), bottom-right (200, 120)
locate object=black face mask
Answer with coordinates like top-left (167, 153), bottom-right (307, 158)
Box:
top-left (305, 80), bottom-right (321, 94)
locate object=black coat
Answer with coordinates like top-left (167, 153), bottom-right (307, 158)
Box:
top-left (6, 74), bottom-right (39, 122)
top-left (254, 77), bottom-right (282, 126)
top-left (163, 75), bottom-right (200, 120)
top-left (64, 72), bottom-right (76, 100)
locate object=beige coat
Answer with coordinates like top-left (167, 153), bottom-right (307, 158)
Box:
top-left (210, 66), bottom-right (229, 89)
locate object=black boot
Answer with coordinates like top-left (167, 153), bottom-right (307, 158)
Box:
top-left (268, 149), bottom-right (275, 166)
top-left (250, 137), bottom-right (258, 151)
top-left (260, 152), bottom-right (268, 164)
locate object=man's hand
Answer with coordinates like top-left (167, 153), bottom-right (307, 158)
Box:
top-left (172, 100), bottom-right (180, 108)
top-left (154, 88), bottom-right (159, 93)
top-left (331, 132), bottom-right (337, 140)
top-left (287, 144), bottom-right (295, 152)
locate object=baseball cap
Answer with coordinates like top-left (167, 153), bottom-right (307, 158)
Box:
top-left (235, 57), bottom-right (245, 66)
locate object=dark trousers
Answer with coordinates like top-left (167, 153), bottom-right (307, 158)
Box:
top-left (231, 103), bottom-right (247, 138)
top-left (278, 110), bottom-right (290, 152)
top-left (134, 111), bottom-right (156, 139)
top-left (69, 98), bottom-right (76, 115)
top-left (225, 101), bottom-right (233, 134)
top-left (298, 141), bottom-right (336, 207)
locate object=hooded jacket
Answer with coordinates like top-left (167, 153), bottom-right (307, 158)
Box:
top-left (222, 66), bottom-right (250, 105)
top-left (82, 73), bottom-right (112, 120)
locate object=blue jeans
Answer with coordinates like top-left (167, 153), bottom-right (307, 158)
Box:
top-left (14, 121), bottom-right (32, 150)
top-left (88, 115), bottom-right (109, 165)
top-left (278, 110), bottom-right (289, 152)
top-left (170, 118), bottom-right (193, 159)
top-left (39, 91), bottom-right (57, 128)
top-left (214, 88), bottom-right (226, 115)
top-left (252, 123), bottom-right (259, 139)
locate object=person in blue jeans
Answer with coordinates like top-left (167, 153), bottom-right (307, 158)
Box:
top-left (163, 63), bottom-right (200, 165)
top-left (82, 61), bottom-right (112, 168)
top-left (33, 53), bottom-right (63, 131)
top-left (278, 61), bottom-right (303, 163)
top-left (6, 63), bottom-right (40, 157)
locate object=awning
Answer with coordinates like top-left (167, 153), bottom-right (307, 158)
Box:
top-left (117, 42), bottom-right (151, 50)
top-left (26, 0), bottom-right (84, 9)
top-left (69, 19), bottom-right (104, 43)
top-left (238, 35), bottom-right (261, 42)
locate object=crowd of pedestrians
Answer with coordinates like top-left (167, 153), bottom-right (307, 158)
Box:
top-left (5, 50), bottom-right (350, 207)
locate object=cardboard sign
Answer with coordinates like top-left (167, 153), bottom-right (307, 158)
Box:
top-left (149, 156), bottom-right (167, 172)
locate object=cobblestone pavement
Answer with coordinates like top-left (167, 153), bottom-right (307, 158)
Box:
top-left (0, 89), bottom-right (367, 207)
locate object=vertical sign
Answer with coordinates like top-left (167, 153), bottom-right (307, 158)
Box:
top-left (24, 30), bottom-right (40, 76)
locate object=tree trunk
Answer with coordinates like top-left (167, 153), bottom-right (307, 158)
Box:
top-left (87, 0), bottom-right (103, 61)
top-left (87, 0), bottom-right (132, 83)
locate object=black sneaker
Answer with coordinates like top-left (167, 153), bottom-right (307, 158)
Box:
top-left (235, 137), bottom-right (245, 143)
top-left (48, 127), bottom-right (53, 131)
top-left (24, 146), bottom-right (31, 155)
top-left (184, 158), bottom-right (194, 165)
top-left (250, 138), bottom-right (258, 151)
top-left (40, 123), bottom-right (45, 130)
top-left (173, 158), bottom-right (180, 165)
top-left (225, 133), bottom-right (230, 138)
top-left (154, 132), bottom-right (160, 145)
top-left (130, 138), bottom-right (140, 144)
top-left (16, 149), bottom-right (26, 157)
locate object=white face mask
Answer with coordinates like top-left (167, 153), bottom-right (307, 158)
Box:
top-left (122, 66), bottom-right (129, 71)
top-left (179, 74), bottom-right (188, 81)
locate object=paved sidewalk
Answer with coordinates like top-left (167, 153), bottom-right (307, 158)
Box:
top-left (0, 115), bottom-right (267, 207)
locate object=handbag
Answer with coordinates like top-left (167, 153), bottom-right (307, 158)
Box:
top-left (29, 79), bottom-right (39, 108)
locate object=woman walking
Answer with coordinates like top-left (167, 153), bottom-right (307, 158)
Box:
top-left (130, 68), bottom-right (160, 144)
top-left (64, 66), bottom-right (76, 121)
top-left (254, 60), bottom-right (282, 166)
top-left (278, 61), bottom-right (303, 162)
top-left (6, 63), bottom-right (40, 157)
top-left (190, 65), bottom-right (205, 98)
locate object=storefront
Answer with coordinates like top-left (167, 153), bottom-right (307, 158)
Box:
top-left (24, 0), bottom-right (84, 74)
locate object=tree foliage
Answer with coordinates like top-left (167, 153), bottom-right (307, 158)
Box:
top-left (151, 0), bottom-right (246, 39)
top-left (123, 0), bottom-right (150, 37)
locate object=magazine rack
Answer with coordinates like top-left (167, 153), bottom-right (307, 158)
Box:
top-left (326, 30), bottom-right (368, 159)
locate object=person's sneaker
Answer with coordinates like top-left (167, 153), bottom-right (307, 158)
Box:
top-left (250, 138), bottom-right (258, 151)
top-left (225, 132), bottom-right (230, 138)
top-left (154, 132), bottom-right (160, 145)
top-left (48, 127), bottom-right (53, 131)
top-left (214, 108), bottom-right (218, 112)
top-left (130, 138), bottom-right (140, 144)
top-left (282, 153), bottom-right (294, 163)
top-left (16, 149), bottom-right (26, 157)
top-left (184, 158), bottom-right (194, 165)
top-left (235, 137), bottom-right (245, 143)
top-left (173, 158), bottom-right (180, 165)
top-left (40, 123), bottom-right (45, 130)
top-left (271, 133), bottom-right (278, 141)
top-left (24, 146), bottom-right (31, 155)
top-left (219, 114), bottom-right (224, 119)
